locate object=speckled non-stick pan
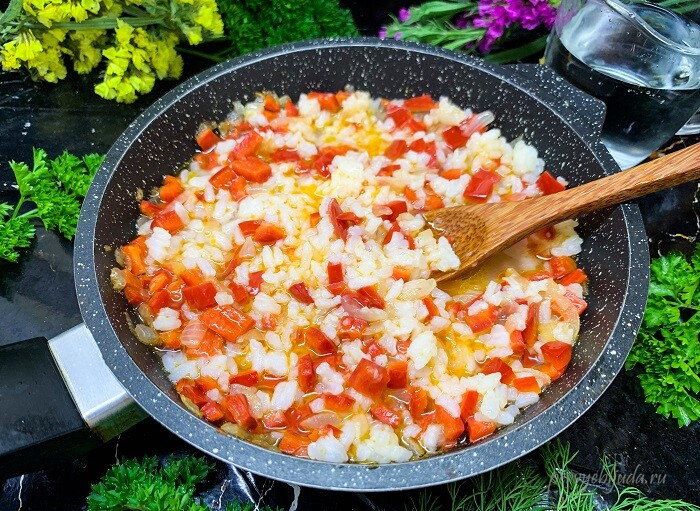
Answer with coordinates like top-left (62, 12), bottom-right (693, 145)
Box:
top-left (0, 39), bottom-right (649, 489)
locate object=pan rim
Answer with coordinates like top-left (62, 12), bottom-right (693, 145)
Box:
top-left (74, 37), bottom-right (650, 491)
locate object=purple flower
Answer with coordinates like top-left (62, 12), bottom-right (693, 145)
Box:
top-left (398, 7), bottom-right (411, 23)
top-left (378, 27), bottom-right (388, 39)
top-left (472, 0), bottom-right (557, 52)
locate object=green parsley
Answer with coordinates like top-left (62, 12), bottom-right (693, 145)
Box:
top-left (0, 148), bottom-right (103, 263)
top-left (217, 0), bottom-right (358, 59)
top-left (625, 244), bottom-right (700, 426)
top-left (87, 455), bottom-right (280, 511)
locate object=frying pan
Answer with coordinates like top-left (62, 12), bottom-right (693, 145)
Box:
top-left (0, 39), bottom-right (649, 489)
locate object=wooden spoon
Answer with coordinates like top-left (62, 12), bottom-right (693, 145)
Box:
top-left (425, 142), bottom-right (700, 282)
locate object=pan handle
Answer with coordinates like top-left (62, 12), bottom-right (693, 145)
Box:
top-left (0, 324), bottom-right (146, 478)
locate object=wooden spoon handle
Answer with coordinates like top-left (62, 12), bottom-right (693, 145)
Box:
top-left (526, 142), bottom-right (700, 228)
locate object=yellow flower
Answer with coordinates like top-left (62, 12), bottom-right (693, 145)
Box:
top-left (181, 25), bottom-right (202, 45)
top-left (114, 19), bottom-right (135, 46)
top-left (35, 2), bottom-right (72, 26)
top-left (27, 45), bottom-right (67, 82)
top-left (194, 4), bottom-right (223, 35)
top-left (69, 29), bottom-right (105, 74)
top-left (14, 31), bottom-right (43, 61)
top-left (1, 41), bottom-right (22, 71)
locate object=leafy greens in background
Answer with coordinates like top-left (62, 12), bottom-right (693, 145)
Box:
top-left (216, 0), bottom-right (358, 58)
top-left (411, 441), bottom-right (700, 511)
top-left (626, 243), bottom-right (700, 427)
top-left (87, 455), bottom-right (280, 511)
top-left (0, 149), bottom-right (103, 263)
top-left (86, 444), bottom-right (700, 511)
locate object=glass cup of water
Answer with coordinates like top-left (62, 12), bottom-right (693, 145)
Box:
top-left (543, 0), bottom-right (700, 169)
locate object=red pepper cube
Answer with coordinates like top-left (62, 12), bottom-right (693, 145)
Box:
top-left (348, 358), bottom-right (389, 400)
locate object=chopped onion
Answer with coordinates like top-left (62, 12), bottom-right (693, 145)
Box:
top-left (239, 236), bottom-right (255, 259)
top-left (110, 268), bottom-right (126, 291)
top-left (400, 279), bottom-right (436, 301)
top-left (341, 295), bottom-right (387, 322)
top-left (372, 205), bottom-right (392, 217)
top-left (134, 324), bottom-right (160, 346)
top-left (137, 303), bottom-right (153, 325)
top-left (180, 319), bottom-right (206, 347)
top-left (299, 412), bottom-right (341, 430)
top-left (114, 248), bottom-right (126, 267)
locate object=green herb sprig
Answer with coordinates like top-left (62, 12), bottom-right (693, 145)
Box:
top-left (410, 441), bottom-right (700, 511)
top-left (0, 148), bottom-right (103, 263)
top-left (87, 455), bottom-right (279, 511)
top-left (626, 244), bottom-right (700, 426)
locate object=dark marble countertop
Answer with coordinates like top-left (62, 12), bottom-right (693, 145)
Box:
top-left (1, 53), bottom-right (699, 509)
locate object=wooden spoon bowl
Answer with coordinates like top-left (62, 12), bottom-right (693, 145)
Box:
top-left (425, 142), bottom-right (700, 281)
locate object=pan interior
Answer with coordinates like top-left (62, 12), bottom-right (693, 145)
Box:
top-left (83, 41), bottom-right (641, 489)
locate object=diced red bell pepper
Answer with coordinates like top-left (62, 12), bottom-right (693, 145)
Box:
top-left (513, 376), bottom-right (541, 393)
top-left (403, 94), bottom-right (434, 112)
top-left (253, 222), bottom-right (286, 244)
top-left (466, 417), bottom-right (496, 443)
top-left (327, 262), bottom-right (345, 295)
top-left (209, 166), bottom-right (238, 189)
top-left (460, 389), bottom-right (479, 421)
top-left (338, 315), bottom-right (368, 339)
top-left (409, 387), bottom-right (429, 419)
top-left (403, 186), bottom-right (419, 203)
top-left (366, 342), bottom-right (383, 359)
top-left (536, 171), bottom-right (566, 195)
top-left (435, 405), bottom-right (465, 441)
top-left (559, 269), bottom-right (588, 286)
top-left (147, 289), bottom-right (170, 313)
top-left (199, 305), bottom-right (254, 343)
top-left (308, 91), bottom-right (340, 112)
top-left (510, 330), bottom-right (526, 356)
top-left (263, 94), bottom-right (280, 113)
top-left (324, 393), bottom-right (355, 412)
top-left (377, 164), bottom-right (400, 177)
top-left (357, 285), bottom-right (385, 309)
top-left (463, 168), bottom-right (500, 202)
top-left (297, 354), bottom-right (316, 393)
top-left (180, 268), bottom-right (204, 286)
top-left (151, 210), bottom-right (184, 233)
top-left (392, 266), bottom-right (413, 281)
top-left (541, 341), bottom-right (573, 371)
top-left (348, 358), bottom-right (389, 400)
top-left (194, 151), bottom-right (217, 171)
top-left (371, 405), bottom-right (401, 427)
top-left (186, 329), bottom-right (224, 358)
top-left (262, 410), bottom-right (288, 430)
top-left (175, 378), bottom-right (208, 406)
top-left (422, 190), bottom-right (444, 211)
top-left (384, 139), bottom-right (408, 159)
top-left (383, 221), bottom-right (415, 248)
top-left (229, 371), bottom-right (259, 387)
top-left (196, 127), bottom-right (220, 152)
top-left (247, 270), bottom-right (264, 295)
top-left (271, 148), bottom-right (301, 163)
top-left (564, 290), bottom-right (588, 315)
top-left (238, 219), bottom-right (262, 236)
top-left (228, 282), bottom-right (250, 304)
top-left (304, 327), bottom-right (336, 356)
top-left (378, 200), bottom-right (409, 222)
top-left (439, 168), bottom-right (462, 180)
top-left (221, 393), bottom-right (257, 430)
top-left (122, 244), bottom-right (147, 276)
top-left (123, 285), bottom-right (147, 306)
top-left (140, 200), bottom-right (162, 218)
top-left (229, 175), bottom-right (248, 201)
top-left (327, 198), bottom-right (348, 241)
top-left (309, 212), bottom-right (321, 227)
top-left (386, 360), bottom-right (408, 389)
top-left (523, 303), bottom-right (539, 347)
top-left (422, 297), bottom-right (440, 319)
top-left (464, 303), bottom-right (499, 334)
top-left (550, 256), bottom-right (577, 279)
top-left (182, 282), bottom-right (218, 310)
top-left (195, 376), bottom-right (219, 392)
top-left (288, 282), bottom-right (314, 304)
top-left (538, 363), bottom-right (564, 381)
top-left (284, 101), bottom-right (299, 117)
top-left (386, 104), bottom-right (425, 132)
top-left (230, 156), bottom-right (272, 183)
top-left (442, 125), bottom-right (469, 151)
top-left (148, 270), bottom-right (172, 294)
top-left (279, 431), bottom-right (311, 456)
top-left (200, 401), bottom-right (225, 422)
top-left (481, 357), bottom-right (516, 384)
top-left (229, 131), bottom-right (263, 160)
top-left (159, 175), bottom-right (184, 202)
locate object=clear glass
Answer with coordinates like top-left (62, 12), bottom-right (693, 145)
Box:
top-left (544, 0), bottom-right (700, 169)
